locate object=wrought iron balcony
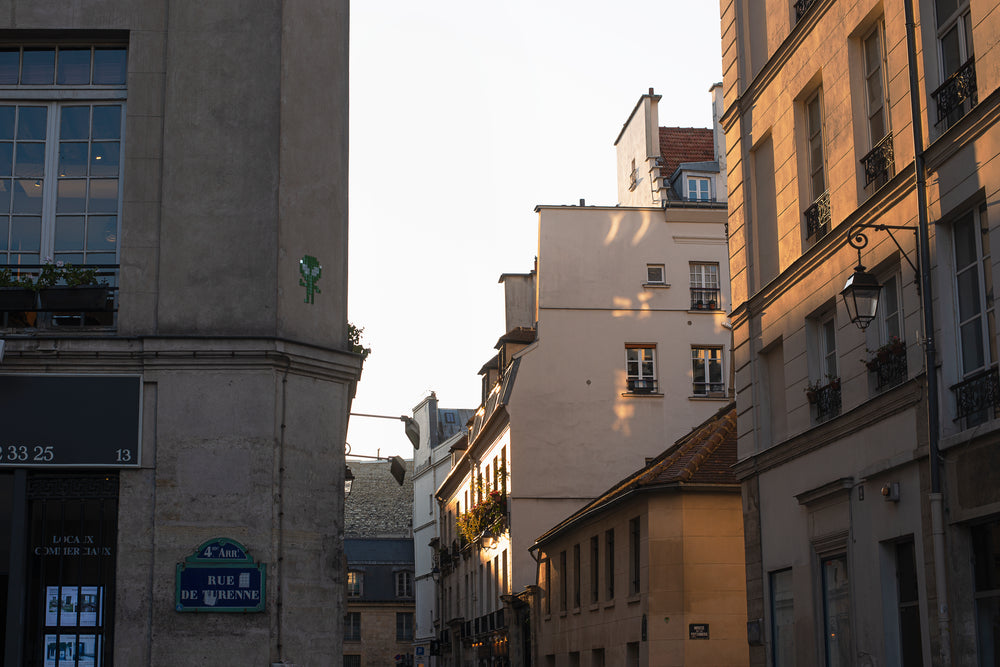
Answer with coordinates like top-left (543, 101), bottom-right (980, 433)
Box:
top-left (627, 378), bottom-right (658, 394)
top-left (0, 263), bottom-right (119, 329)
top-left (794, 0), bottom-right (818, 20)
top-left (693, 381), bottom-right (726, 397)
top-left (806, 379), bottom-right (841, 422)
top-left (952, 366), bottom-right (1000, 426)
top-left (866, 345), bottom-right (907, 392)
top-left (932, 57), bottom-right (977, 128)
top-left (804, 191), bottom-right (831, 240)
top-left (861, 133), bottom-right (895, 191)
top-left (690, 287), bottom-right (721, 310)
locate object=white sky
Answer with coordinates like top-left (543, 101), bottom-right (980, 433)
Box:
top-left (347, 1), bottom-right (724, 459)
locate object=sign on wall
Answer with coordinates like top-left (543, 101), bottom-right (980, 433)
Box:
top-left (0, 375), bottom-right (141, 467)
top-left (175, 538), bottom-right (266, 613)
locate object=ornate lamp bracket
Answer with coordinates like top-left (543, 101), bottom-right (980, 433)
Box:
top-left (847, 223), bottom-right (920, 290)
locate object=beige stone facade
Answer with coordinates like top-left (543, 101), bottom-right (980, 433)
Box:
top-left (723, 0), bottom-right (1000, 664)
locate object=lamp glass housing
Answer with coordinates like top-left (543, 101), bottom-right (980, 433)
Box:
top-left (841, 267), bottom-right (882, 329)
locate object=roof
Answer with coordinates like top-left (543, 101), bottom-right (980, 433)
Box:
top-left (495, 326), bottom-right (536, 349)
top-left (533, 403), bottom-right (738, 547)
top-left (344, 538), bottom-right (414, 564)
top-left (436, 408), bottom-right (475, 445)
top-left (658, 127), bottom-right (715, 200)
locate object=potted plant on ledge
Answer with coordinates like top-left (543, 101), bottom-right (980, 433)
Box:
top-left (0, 267), bottom-right (36, 311)
top-left (36, 261), bottom-right (109, 312)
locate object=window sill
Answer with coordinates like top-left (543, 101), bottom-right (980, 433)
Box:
top-left (641, 282), bottom-right (670, 289)
top-left (621, 392), bottom-right (663, 398)
top-left (589, 602), bottom-right (600, 612)
top-left (627, 594), bottom-right (641, 605)
top-left (688, 308), bottom-right (723, 313)
top-left (572, 607), bottom-right (581, 615)
top-left (689, 394), bottom-right (729, 401)
top-left (604, 600), bottom-right (615, 609)
top-left (559, 610), bottom-right (567, 618)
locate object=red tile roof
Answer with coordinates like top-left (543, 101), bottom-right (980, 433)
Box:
top-left (533, 403), bottom-right (738, 546)
top-left (658, 126), bottom-right (715, 180)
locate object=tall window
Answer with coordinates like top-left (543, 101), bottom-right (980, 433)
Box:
top-left (822, 555), bottom-right (852, 667)
top-left (954, 206), bottom-right (995, 379)
top-left (396, 612), bottom-right (414, 641)
top-left (626, 345), bottom-right (657, 394)
top-left (0, 46), bottom-right (126, 267)
top-left (860, 22), bottom-right (894, 192)
top-left (692, 346), bottom-right (724, 396)
top-left (544, 558), bottom-right (551, 615)
top-left (344, 611), bottom-right (361, 642)
top-left (605, 529), bottom-right (615, 600)
top-left (879, 274), bottom-right (902, 343)
top-left (629, 517), bottom-right (640, 596)
top-left (559, 550), bottom-right (568, 612)
top-left (770, 569), bottom-right (795, 667)
top-left (690, 262), bottom-right (721, 309)
top-left (590, 536), bottom-right (599, 604)
top-left (821, 316), bottom-right (838, 380)
top-left (573, 544), bottom-right (581, 608)
top-left (934, 0), bottom-right (975, 127)
top-left (803, 90), bottom-right (830, 239)
top-left (347, 571), bottom-right (363, 598)
top-left (395, 570), bottom-right (413, 598)
top-left (895, 541), bottom-right (924, 667)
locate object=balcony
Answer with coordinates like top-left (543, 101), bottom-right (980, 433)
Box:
top-left (806, 378), bottom-right (841, 422)
top-left (0, 264), bottom-right (118, 329)
top-left (861, 133), bottom-right (895, 193)
top-left (690, 287), bottom-right (721, 310)
top-left (866, 341), bottom-right (907, 392)
top-left (794, 0), bottom-right (818, 20)
top-left (932, 57), bottom-right (977, 129)
top-left (627, 378), bottom-right (658, 394)
top-left (804, 191), bottom-right (831, 240)
top-left (952, 366), bottom-right (1000, 427)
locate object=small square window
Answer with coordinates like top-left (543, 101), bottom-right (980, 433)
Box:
top-left (646, 264), bottom-right (665, 284)
top-left (686, 176), bottom-right (711, 201)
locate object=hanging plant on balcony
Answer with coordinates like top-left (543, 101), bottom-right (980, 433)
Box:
top-left (456, 489), bottom-right (508, 545)
top-left (0, 267), bottom-right (36, 311)
top-left (36, 260), bottom-right (110, 312)
top-left (864, 336), bottom-right (906, 370)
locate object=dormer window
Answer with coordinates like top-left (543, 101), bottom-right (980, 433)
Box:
top-left (686, 176), bottom-right (711, 201)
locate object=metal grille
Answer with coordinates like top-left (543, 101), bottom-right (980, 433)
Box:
top-left (952, 366), bottom-right (1000, 426)
top-left (24, 474), bottom-right (118, 667)
top-left (810, 382), bottom-right (841, 422)
top-left (868, 351), bottom-right (907, 392)
top-left (932, 58), bottom-right (978, 127)
top-left (861, 133), bottom-right (895, 190)
top-left (804, 191), bottom-right (831, 240)
top-left (794, 0), bottom-right (818, 20)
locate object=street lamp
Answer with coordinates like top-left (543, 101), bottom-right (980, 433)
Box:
top-left (841, 263), bottom-right (881, 330)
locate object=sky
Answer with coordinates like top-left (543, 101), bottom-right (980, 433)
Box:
top-left (347, 1), bottom-right (725, 459)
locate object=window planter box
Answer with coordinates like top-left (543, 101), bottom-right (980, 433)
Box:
top-left (38, 286), bottom-right (109, 312)
top-left (0, 287), bottom-right (35, 311)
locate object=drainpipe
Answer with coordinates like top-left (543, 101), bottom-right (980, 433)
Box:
top-left (903, 1), bottom-right (951, 664)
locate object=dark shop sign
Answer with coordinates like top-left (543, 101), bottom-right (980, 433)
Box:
top-left (0, 374), bottom-right (141, 467)
top-left (175, 538), bottom-right (266, 613)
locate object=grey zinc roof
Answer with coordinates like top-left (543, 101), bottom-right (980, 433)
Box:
top-left (344, 538), bottom-right (414, 564)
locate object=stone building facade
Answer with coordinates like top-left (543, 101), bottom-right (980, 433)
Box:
top-left (0, 2), bottom-right (357, 665)
top-left (723, 0), bottom-right (1000, 664)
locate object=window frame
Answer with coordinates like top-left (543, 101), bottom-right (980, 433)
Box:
top-left (605, 529), bottom-right (615, 601)
top-left (686, 175), bottom-right (711, 201)
top-left (821, 554), bottom-right (852, 667)
top-left (691, 346), bottom-right (725, 396)
top-left (952, 204), bottom-right (995, 379)
top-left (590, 535), bottom-right (599, 605)
top-left (628, 516), bottom-right (640, 596)
top-left (347, 570), bottom-right (363, 598)
top-left (645, 263), bottom-right (666, 285)
top-left (805, 89), bottom-right (827, 204)
top-left (690, 261), bottom-right (721, 309)
top-left (344, 611), bottom-right (361, 642)
top-left (396, 611), bottom-right (414, 642)
top-left (935, 0), bottom-right (973, 81)
top-left (862, 21), bottom-right (889, 149)
top-left (625, 344), bottom-right (657, 394)
top-left (769, 568), bottom-right (795, 667)
top-left (395, 570), bottom-right (414, 598)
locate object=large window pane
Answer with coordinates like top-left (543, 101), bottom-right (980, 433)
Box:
top-left (56, 180), bottom-right (87, 213)
top-left (10, 216), bottom-right (40, 252)
top-left (57, 49), bottom-right (91, 85)
top-left (0, 179), bottom-right (12, 213)
top-left (0, 50), bottom-right (18, 85)
top-left (21, 49), bottom-right (54, 85)
top-left (0, 218), bottom-right (7, 250)
top-left (60, 106), bottom-right (91, 141)
top-left (12, 180), bottom-right (42, 214)
top-left (54, 216), bottom-right (85, 251)
top-left (86, 216), bottom-right (116, 251)
top-left (92, 106), bottom-right (121, 140)
top-left (90, 142), bottom-right (119, 177)
top-left (59, 143), bottom-right (88, 178)
top-left (17, 107), bottom-right (47, 141)
top-left (88, 179), bottom-right (118, 213)
top-left (962, 321), bottom-right (986, 373)
top-left (14, 142), bottom-right (44, 178)
top-left (93, 49), bottom-right (127, 85)
top-left (0, 107), bottom-right (15, 139)
top-left (0, 143), bottom-right (14, 177)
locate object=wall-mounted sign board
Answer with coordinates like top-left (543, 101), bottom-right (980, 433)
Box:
top-left (175, 538), bottom-right (265, 613)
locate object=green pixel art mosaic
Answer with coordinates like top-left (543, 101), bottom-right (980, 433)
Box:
top-left (299, 255), bottom-right (322, 304)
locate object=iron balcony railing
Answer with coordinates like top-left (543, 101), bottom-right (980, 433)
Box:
top-left (0, 263), bottom-right (119, 328)
top-left (627, 378), bottom-right (658, 394)
top-left (952, 366), bottom-right (1000, 425)
top-left (794, 0), bottom-right (818, 20)
top-left (690, 287), bottom-right (721, 310)
top-left (932, 57), bottom-right (977, 127)
top-left (861, 133), bottom-right (895, 190)
top-left (807, 379), bottom-right (841, 422)
top-left (804, 190), bottom-right (831, 240)
top-left (867, 347), bottom-right (908, 392)
top-left (693, 381), bottom-right (726, 396)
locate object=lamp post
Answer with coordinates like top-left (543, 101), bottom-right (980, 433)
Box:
top-left (840, 224), bottom-right (919, 331)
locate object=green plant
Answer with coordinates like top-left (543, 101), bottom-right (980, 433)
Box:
top-left (36, 261), bottom-right (104, 288)
top-left (348, 322), bottom-right (372, 360)
top-left (0, 267), bottom-right (33, 288)
top-left (456, 489), bottom-right (507, 544)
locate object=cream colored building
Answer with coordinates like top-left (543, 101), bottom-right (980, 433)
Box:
top-left (724, 0), bottom-right (1000, 665)
top-left (433, 88), bottom-right (732, 666)
top-left (531, 405), bottom-right (747, 667)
